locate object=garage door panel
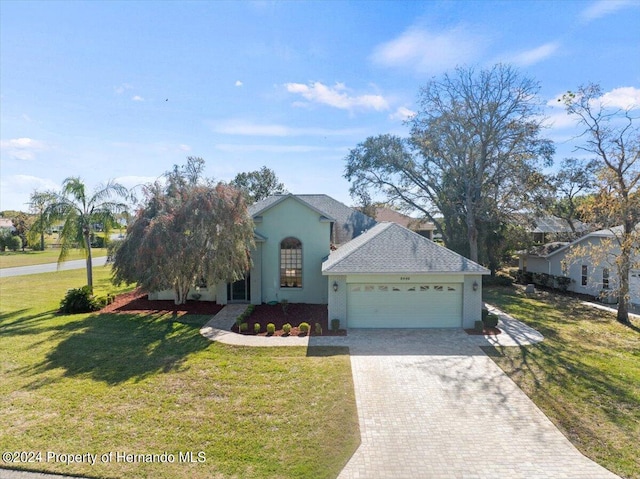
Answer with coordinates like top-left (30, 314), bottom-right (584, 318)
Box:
top-left (347, 283), bottom-right (462, 328)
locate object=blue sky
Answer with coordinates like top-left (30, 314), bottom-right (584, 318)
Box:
top-left (1, 0), bottom-right (639, 212)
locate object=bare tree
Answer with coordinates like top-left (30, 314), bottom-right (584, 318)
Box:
top-left (562, 84), bottom-right (639, 325)
top-left (345, 64), bottom-right (553, 263)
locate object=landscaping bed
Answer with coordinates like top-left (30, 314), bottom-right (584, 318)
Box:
top-left (101, 288), bottom-right (224, 316)
top-left (231, 303), bottom-right (346, 336)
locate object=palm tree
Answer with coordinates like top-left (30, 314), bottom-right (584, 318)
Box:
top-left (47, 177), bottom-right (128, 289)
top-left (28, 190), bottom-right (56, 251)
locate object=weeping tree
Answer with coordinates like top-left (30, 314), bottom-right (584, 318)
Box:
top-left (111, 157), bottom-right (255, 304)
top-left (46, 178), bottom-right (129, 289)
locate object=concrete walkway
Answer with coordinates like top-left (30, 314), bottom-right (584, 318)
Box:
top-left (201, 305), bottom-right (619, 478)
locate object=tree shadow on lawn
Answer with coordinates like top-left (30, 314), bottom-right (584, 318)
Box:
top-left (26, 312), bottom-right (213, 386)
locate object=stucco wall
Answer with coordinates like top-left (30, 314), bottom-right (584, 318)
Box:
top-left (326, 275), bottom-right (347, 326)
top-left (255, 197), bottom-right (330, 304)
top-left (463, 275), bottom-right (483, 329)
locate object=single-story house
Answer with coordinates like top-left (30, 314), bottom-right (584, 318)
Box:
top-left (370, 207), bottom-right (436, 240)
top-left (151, 193), bottom-right (489, 328)
top-left (519, 226), bottom-right (639, 308)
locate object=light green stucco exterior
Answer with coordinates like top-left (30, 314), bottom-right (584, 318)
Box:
top-left (251, 196), bottom-right (330, 304)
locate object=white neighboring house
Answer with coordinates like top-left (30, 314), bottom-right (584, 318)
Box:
top-left (520, 226), bottom-right (640, 309)
top-left (0, 218), bottom-right (15, 232)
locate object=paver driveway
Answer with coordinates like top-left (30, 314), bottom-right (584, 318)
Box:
top-left (333, 329), bottom-right (619, 479)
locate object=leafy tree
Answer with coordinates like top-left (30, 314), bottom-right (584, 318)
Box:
top-left (111, 157), bottom-right (255, 304)
top-left (29, 190), bottom-right (57, 250)
top-left (10, 212), bottom-right (33, 251)
top-left (561, 83), bottom-right (639, 325)
top-left (230, 166), bottom-right (286, 204)
top-left (46, 177), bottom-right (129, 289)
top-left (344, 64), bottom-right (553, 264)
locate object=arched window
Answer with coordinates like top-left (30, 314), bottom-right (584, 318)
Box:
top-left (280, 237), bottom-right (302, 288)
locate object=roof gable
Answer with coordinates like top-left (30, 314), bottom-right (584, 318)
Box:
top-left (322, 222), bottom-right (489, 275)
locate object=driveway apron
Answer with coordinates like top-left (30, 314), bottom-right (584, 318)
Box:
top-left (335, 329), bottom-right (619, 479)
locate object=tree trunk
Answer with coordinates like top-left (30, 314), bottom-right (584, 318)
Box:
top-left (174, 280), bottom-right (190, 305)
top-left (616, 230), bottom-right (632, 325)
top-left (84, 232), bottom-right (93, 290)
top-left (40, 230), bottom-right (45, 251)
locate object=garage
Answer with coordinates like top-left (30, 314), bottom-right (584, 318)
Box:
top-left (323, 222), bottom-right (490, 329)
top-left (347, 282), bottom-right (463, 328)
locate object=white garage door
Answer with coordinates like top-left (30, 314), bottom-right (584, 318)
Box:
top-left (347, 283), bottom-right (462, 328)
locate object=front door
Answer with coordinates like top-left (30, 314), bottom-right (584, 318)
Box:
top-left (227, 275), bottom-right (250, 302)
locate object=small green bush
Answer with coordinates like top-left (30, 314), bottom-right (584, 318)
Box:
top-left (59, 286), bottom-right (101, 314)
top-left (483, 314), bottom-right (499, 329)
top-left (315, 322), bottom-right (322, 335)
top-left (474, 320), bottom-right (484, 332)
top-left (266, 323), bottom-right (276, 335)
top-left (282, 323), bottom-right (292, 335)
top-left (330, 318), bottom-right (340, 332)
top-left (239, 322), bottom-right (249, 332)
top-left (481, 308), bottom-right (489, 321)
top-left (253, 322), bottom-right (261, 334)
top-left (299, 322), bottom-right (310, 335)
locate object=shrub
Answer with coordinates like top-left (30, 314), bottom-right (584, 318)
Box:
top-left (474, 320), bottom-right (484, 332)
top-left (59, 286), bottom-right (101, 314)
top-left (266, 323), bottom-right (276, 335)
top-left (315, 322), bottom-right (322, 336)
top-left (239, 322), bottom-right (249, 332)
top-left (483, 313), bottom-right (499, 329)
top-left (253, 322), bottom-right (261, 334)
top-left (299, 322), bottom-right (310, 335)
top-left (330, 318), bottom-right (340, 332)
top-left (481, 308), bottom-right (489, 321)
top-left (282, 323), bottom-right (292, 335)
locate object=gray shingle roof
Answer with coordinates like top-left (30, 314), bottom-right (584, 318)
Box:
top-left (322, 222), bottom-right (489, 275)
top-left (249, 194), bottom-right (377, 245)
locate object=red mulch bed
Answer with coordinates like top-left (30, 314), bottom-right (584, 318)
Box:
top-left (100, 289), bottom-right (224, 316)
top-left (231, 303), bottom-right (345, 336)
top-left (465, 327), bottom-right (501, 336)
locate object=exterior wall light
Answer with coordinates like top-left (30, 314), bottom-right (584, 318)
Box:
top-left (472, 280), bottom-right (479, 291)
top-left (333, 281), bottom-right (339, 292)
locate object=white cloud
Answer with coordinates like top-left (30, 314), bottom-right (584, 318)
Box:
top-left (598, 86), bottom-right (640, 110)
top-left (0, 137), bottom-right (47, 160)
top-left (389, 106), bottom-right (416, 121)
top-left (284, 82), bottom-right (389, 112)
top-left (370, 25), bottom-right (486, 74)
top-left (132, 95), bottom-right (144, 101)
top-left (211, 119), bottom-right (365, 137)
top-left (580, 0), bottom-right (636, 23)
top-left (507, 42), bottom-right (560, 67)
top-left (114, 83), bottom-right (133, 95)
top-left (0, 175), bottom-right (59, 211)
top-left (235, 80), bottom-right (243, 87)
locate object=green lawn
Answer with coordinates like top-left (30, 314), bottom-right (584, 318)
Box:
top-left (0, 269), bottom-right (359, 479)
top-left (484, 285), bottom-right (640, 479)
top-left (0, 248), bottom-right (108, 269)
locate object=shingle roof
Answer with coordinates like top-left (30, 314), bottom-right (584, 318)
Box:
top-left (322, 222), bottom-right (489, 275)
top-left (249, 194), bottom-right (377, 244)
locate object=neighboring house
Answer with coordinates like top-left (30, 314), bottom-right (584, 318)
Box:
top-left (371, 207), bottom-right (436, 240)
top-left (519, 226), bottom-right (639, 308)
top-left (151, 193), bottom-right (489, 328)
top-left (0, 218), bottom-right (15, 232)
top-left (523, 215), bottom-right (589, 244)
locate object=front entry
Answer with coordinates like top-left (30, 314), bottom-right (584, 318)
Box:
top-left (227, 275), bottom-right (250, 303)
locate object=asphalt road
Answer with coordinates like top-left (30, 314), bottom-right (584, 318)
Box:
top-left (0, 256), bottom-right (109, 278)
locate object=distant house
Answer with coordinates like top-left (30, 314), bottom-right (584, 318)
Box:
top-left (151, 194), bottom-right (489, 329)
top-left (519, 226), bottom-right (639, 309)
top-left (524, 215), bottom-right (589, 244)
top-left (370, 207), bottom-right (436, 240)
top-left (0, 218), bottom-right (15, 232)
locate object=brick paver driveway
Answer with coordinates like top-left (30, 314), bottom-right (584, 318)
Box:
top-left (330, 329), bottom-right (619, 479)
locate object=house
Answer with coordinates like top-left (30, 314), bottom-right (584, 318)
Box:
top-left (519, 226), bottom-right (640, 308)
top-left (0, 218), bottom-right (15, 232)
top-left (526, 215), bottom-right (589, 244)
top-left (151, 193), bottom-right (489, 328)
top-left (370, 207), bottom-right (436, 240)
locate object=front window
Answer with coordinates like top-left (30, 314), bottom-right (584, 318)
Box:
top-left (603, 268), bottom-right (609, 290)
top-left (280, 237), bottom-right (302, 288)
top-left (581, 265), bottom-right (588, 286)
